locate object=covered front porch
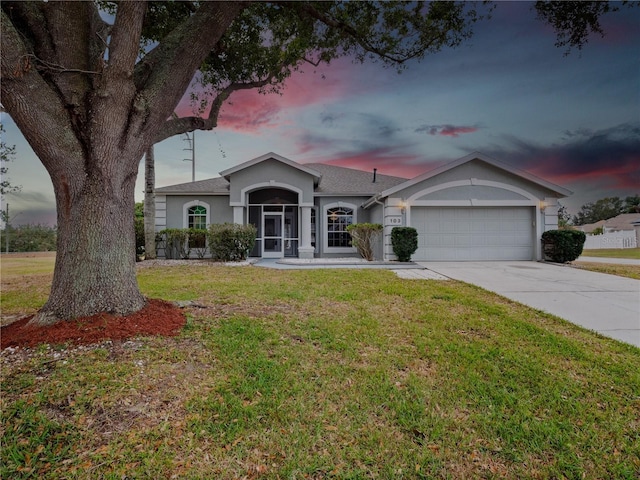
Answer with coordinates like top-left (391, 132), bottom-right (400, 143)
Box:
top-left (235, 187), bottom-right (315, 259)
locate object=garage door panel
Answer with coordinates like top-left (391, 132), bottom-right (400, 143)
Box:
top-left (412, 207), bottom-right (534, 261)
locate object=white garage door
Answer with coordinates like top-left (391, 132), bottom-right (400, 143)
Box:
top-left (411, 207), bottom-right (535, 261)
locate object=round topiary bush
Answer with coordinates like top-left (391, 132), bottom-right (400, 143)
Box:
top-left (391, 227), bottom-right (418, 262)
top-left (541, 229), bottom-right (586, 263)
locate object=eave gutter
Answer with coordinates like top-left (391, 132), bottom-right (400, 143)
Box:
top-left (362, 194), bottom-right (383, 210)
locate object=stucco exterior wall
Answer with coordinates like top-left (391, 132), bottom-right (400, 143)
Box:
top-left (396, 160), bottom-right (561, 202)
top-left (162, 195), bottom-right (233, 229)
top-left (227, 158), bottom-right (316, 205)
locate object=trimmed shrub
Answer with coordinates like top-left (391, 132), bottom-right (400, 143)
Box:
top-left (159, 228), bottom-right (190, 259)
top-left (188, 228), bottom-right (208, 259)
top-left (541, 229), bottom-right (586, 263)
top-left (391, 227), bottom-right (418, 262)
top-left (346, 223), bottom-right (383, 261)
top-left (208, 223), bottom-right (257, 261)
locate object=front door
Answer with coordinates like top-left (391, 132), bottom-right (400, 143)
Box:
top-left (263, 213), bottom-right (284, 258)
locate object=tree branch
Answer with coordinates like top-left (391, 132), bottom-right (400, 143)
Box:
top-left (154, 63), bottom-right (281, 143)
top-left (292, 2), bottom-right (416, 65)
top-left (20, 54), bottom-right (102, 75)
top-left (104, 1), bottom-right (147, 81)
top-left (0, 8), bottom-right (84, 177)
top-left (133, 1), bottom-right (247, 133)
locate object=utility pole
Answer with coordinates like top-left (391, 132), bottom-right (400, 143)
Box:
top-left (183, 131), bottom-right (195, 182)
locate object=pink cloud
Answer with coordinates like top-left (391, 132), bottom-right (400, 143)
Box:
top-left (416, 124), bottom-right (479, 137)
top-left (315, 148), bottom-right (436, 179)
top-left (174, 58), bottom-right (357, 134)
top-left (218, 91), bottom-right (284, 133)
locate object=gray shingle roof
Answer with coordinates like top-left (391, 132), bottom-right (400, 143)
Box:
top-left (578, 213), bottom-right (640, 233)
top-left (155, 177), bottom-right (229, 194)
top-left (154, 162), bottom-right (408, 196)
top-left (305, 163), bottom-right (407, 195)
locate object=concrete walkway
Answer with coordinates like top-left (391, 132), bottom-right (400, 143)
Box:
top-left (420, 261), bottom-right (640, 348)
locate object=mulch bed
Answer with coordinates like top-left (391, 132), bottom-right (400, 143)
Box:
top-left (0, 299), bottom-right (186, 349)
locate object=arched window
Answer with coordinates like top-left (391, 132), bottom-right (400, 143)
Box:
top-left (324, 203), bottom-right (356, 251)
top-left (183, 201), bottom-right (210, 229)
top-left (188, 205), bottom-right (207, 229)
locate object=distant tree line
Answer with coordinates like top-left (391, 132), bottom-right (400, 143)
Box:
top-left (0, 224), bottom-right (57, 252)
top-left (572, 195), bottom-right (640, 226)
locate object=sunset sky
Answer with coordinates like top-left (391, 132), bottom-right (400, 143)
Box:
top-left (2, 2), bottom-right (639, 226)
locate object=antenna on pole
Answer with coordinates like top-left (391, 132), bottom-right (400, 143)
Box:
top-left (183, 131), bottom-right (195, 182)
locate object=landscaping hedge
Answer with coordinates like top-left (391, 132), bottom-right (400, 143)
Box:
top-left (207, 223), bottom-right (257, 261)
top-left (541, 229), bottom-right (586, 263)
top-left (391, 227), bottom-right (418, 262)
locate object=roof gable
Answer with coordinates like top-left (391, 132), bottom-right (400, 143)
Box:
top-left (375, 152), bottom-right (572, 200)
top-left (219, 152), bottom-right (321, 185)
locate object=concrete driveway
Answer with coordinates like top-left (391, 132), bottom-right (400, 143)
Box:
top-left (419, 261), bottom-right (640, 348)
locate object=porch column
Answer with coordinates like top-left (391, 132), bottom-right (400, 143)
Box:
top-left (299, 205), bottom-right (314, 259)
top-left (233, 206), bottom-right (244, 224)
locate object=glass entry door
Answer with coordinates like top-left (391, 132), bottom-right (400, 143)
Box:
top-left (263, 213), bottom-right (283, 258)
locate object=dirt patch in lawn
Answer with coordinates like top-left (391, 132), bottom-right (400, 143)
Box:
top-left (0, 299), bottom-right (186, 349)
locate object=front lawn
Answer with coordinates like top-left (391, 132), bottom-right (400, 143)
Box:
top-left (581, 248), bottom-right (640, 259)
top-left (2, 262), bottom-right (639, 479)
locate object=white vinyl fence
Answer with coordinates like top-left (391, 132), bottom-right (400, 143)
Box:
top-left (583, 230), bottom-right (637, 249)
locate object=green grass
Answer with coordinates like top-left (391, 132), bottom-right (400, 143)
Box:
top-left (572, 262), bottom-right (640, 280)
top-left (0, 254), bottom-right (56, 319)
top-left (581, 248), bottom-right (640, 259)
top-left (2, 262), bottom-right (640, 479)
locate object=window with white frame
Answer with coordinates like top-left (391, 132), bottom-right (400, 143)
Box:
top-left (183, 201), bottom-right (210, 229)
top-left (324, 203), bottom-right (355, 251)
top-left (187, 205), bottom-right (207, 229)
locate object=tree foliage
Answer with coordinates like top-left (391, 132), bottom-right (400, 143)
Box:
top-left (534, 1), bottom-right (638, 54)
top-left (571, 196), bottom-right (637, 225)
top-left (1, 223), bottom-right (57, 252)
top-left (139, 1), bottom-right (492, 142)
top-left (623, 194), bottom-right (640, 213)
top-left (0, 123), bottom-right (21, 198)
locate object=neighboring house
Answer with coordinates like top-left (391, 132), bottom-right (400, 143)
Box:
top-left (577, 214), bottom-right (640, 234)
top-left (155, 152), bottom-right (570, 261)
top-left (578, 213), bottom-right (640, 249)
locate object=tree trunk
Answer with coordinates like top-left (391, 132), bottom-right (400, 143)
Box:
top-left (1, 1), bottom-right (246, 325)
top-left (30, 160), bottom-right (145, 326)
top-left (144, 146), bottom-right (157, 259)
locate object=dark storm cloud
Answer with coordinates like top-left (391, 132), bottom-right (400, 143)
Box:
top-left (475, 123), bottom-right (640, 189)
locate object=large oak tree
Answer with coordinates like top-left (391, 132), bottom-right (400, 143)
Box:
top-left (1, 1), bottom-right (628, 325)
top-left (2, 1), bottom-right (488, 325)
